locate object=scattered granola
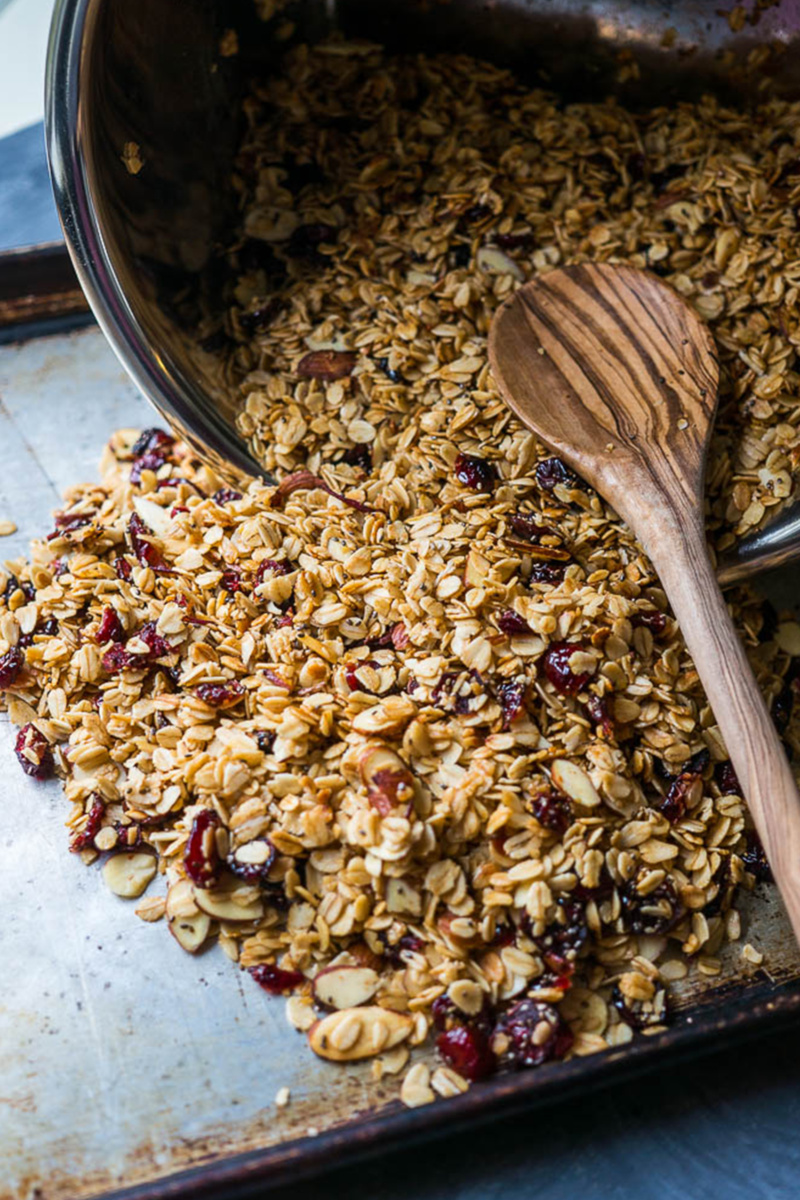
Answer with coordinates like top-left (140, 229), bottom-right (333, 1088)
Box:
top-left (2, 39), bottom-right (800, 1109)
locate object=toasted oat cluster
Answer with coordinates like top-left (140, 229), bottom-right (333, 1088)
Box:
top-left (2, 41), bottom-right (800, 1102)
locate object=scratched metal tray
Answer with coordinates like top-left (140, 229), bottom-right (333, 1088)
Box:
top-left (3, 247), bottom-right (800, 1200)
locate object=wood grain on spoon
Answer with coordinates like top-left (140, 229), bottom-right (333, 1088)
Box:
top-left (489, 262), bottom-right (800, 943)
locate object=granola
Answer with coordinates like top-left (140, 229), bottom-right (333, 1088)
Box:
top-left (2, 41), bottom-right (800, 1106)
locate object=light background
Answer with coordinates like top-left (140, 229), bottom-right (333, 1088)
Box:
top-left (0, 0), bottom-right (52, 140)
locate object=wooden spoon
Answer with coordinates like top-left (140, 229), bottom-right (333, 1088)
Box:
top-left (488, 262), bottom-right (800, 941)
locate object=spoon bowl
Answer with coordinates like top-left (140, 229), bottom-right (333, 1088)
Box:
top-left (489, 263), bottom-right (800, 944)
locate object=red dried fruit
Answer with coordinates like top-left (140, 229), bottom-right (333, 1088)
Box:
top-left (454, 452), bottom-right (498, 493)
top-left (529, 897), bottom-right (589, 963)
top-left (212, 488), bottom-right (243, 505)
top-left (457, 201), bottom-right (493, 228)
top-left (535, 457), bottom-right (585, 494)
top-left (262, 668), bottom-right (290, 689)
top-left (507, 514), bottom-right (557, 543)
top-left (528, 561), bottom-right (566, 585)
top-left (342, 443), bottom-right (372, 472)
top-left (619, 878), bottom-right (681, 934)
top-left (3, 575), bottom-right (35, 604)
top-left (256, 731), bottom-right (276, 754)
top-left (497, 610), bottom-right (532, 636)
top-left (275, 612), bottom-right (294, 628)
top-left (195, 680), bottom-right (245, 707)
top-left (47, 512), bottom-right (91, 540)
top-left (270, 470), bottom-right (374, 513)
top-left (102, 644), bottom-right (135, 673)
top-left (530, 790), bottom-right (572, 835)
top-left (128, 513), bottom-right (171, 574)
top-left (612, 985), bottom-right (669, 1031)
top-left (380, 931), bottom-right (426, 966)
top-left (183, 808), bottom-right (223, 888)
top-left (14, 723), bottom-right (54, 780)
top-left (255, 559), bottom-right (292, 586)
top-left (632, 609), bottom-right (667, 635)
top-left (660, 749), bottom-right (709, 823)
top-left (139, 621), bottom-right (171, 659)
top-left (494, 999), bottom-right (573, 1069)
top-left (437, 1024), bottom-right (496, 1082)
top-left (70, 794), bottom-right (105, 852)
top-left (584, 693), bottom-right (614, 737)
top-left (130, 451), bottom-right (168, 484)
top-left (542, 641), bottom-right (590, 696)
top-left (222, 567), bottom-right (244, 593)
top-left (228, 839), bottom-right (276, 885)
top-left (296, 350), bottom-right (357, 381)
top-left (95, 606), bottom-right (125, 644)
top-left (494, 232), bottom-right (534, 251)
top-left (250, 962), bottom-right (305, 994)
top-left (497, 679), bottom-right (526, 727)
top-left (0, 646), bottom-right (24, 690)
top-left (716, 761), bottom-right (741, 796)
top-left (102, 620), bottom-right (171, 674)
top-left (114, 556), bottom-right (133, 581)
top-left (741, 830), bottom-right (772, 882)
top-left (130, 428), bottom-right (175, 459)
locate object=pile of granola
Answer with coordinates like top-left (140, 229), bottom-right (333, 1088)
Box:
top-left (3, 41), bottom-right (800, 1103)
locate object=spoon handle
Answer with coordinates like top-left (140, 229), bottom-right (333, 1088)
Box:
top-left (645, 513), bottom-right (800, 939)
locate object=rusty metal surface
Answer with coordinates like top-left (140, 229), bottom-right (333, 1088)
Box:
top-left (2, 326), bottom-right (800, 1200)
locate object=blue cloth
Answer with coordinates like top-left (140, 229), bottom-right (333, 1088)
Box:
top-left (0, 120), bottom-right (62, 250)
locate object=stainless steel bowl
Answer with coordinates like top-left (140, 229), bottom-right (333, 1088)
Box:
top-left (45, 0), bottom-right (800, 582)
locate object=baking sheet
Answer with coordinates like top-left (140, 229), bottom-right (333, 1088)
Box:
top-left (2, 324), bottom-right (800, 1200)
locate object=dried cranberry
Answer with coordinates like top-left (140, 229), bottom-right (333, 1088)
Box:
top-left (632, 609), bottom-right (667, 635)
top-left (130, 451), bottom-right (167, 484)
top-left (228, 839), bottom-right (276, 885)
top-left (454, 452), bottom-right (498, 493)
top-left (391, 623), bottom-right (410, 650)
top-left (101, 644), bottom-right (134, 673)
top-left (741, 830), bottom-right (772, 882)
top-left (529, 898), bottom-right (589, 964)
top-left (497, 680), bottom-right (526, 727)
top-left (238, 300), bottom-right (283, 335)
top-left (437, 1024), bottom-right (496, 1082)
top-left (660, 749), bottom-right (708, 823)
top-left (494, 999), bottom-right (573, 1069)
top-left (3, 574), bottom-right (34, 604)
top-left (70, 795), bottom-right (105, 852)
top-left (114, 556), bottom-right (133, 581)
top-left (131, 428), bottom-right (175, 459)
top-left (528, 561), bottom-right (566, 585)
top-left (249, 963), bottom-right (304, 994)
top-left (51, 560), bottom-right (68, 578)
top-left (716, 761), bottom-right (741, 796)
top-left (14, 723), bottom-right (53, 780)
top-left (612, 985), bottom-right (669, 1031)
top-left (212, 488), bottom-right (243, 505)
top-left (507, 514), bottom-right (558, 543)
top-left (530, 790), bottom-right (572, 835)
top-left (375, 357), bottom-right (406, 384)
top-left (620, 878), bottom-right (681, 934)
top-left (535, 457), bottom-right (583, 493)
top-left (494, 232), bottom-right (534, 251)
top-left (584, 693), bottom-right (614, 737)
top-left (39, 618), bottom-right (59, 637)
top-left (0, 646), bottom-right (24, 690)
top-left (222, 567), bottom-right (243, 593)
top-left (256, 731), bottom-right (276, 754)
top-left (195, 680), bottom-right (245, 707)
top-left (432, 671), bottom-right (480, 716)
top-left (47, 512), bottom-right (91, 540)
top-left (270, 470), bottom-right (373, 513)
top-left (138, 621), bottom-right (171, 659)
top-left (381, 931), bottom-right (426, 966)
top-left (457, 202), bottom-right (493, 229)
top-left (497, 610), bottom-right (533, 636)
top-left (95, 606), bottom-right (125, 644)
top-left (255, 558), bottom-right (292, 586)
top-left (342, 443), bottom-right (372, 472)
top-left (542, 641), bottom-right (590, 696)
top-left (184, 809), bottom-right (223, 888)
top-left (263, 668), bottom-right (289, 689)
top-left (128, 513), bottom-right (171, 574)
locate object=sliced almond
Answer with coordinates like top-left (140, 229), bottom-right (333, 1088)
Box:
top-left (132, 495), bottom-right (172, 537)
top-left (313, 965), bottom-right (380, 1010)
top-left (102, 852), bottom-right (157, 898)
top-left (308, 1006), bottom-right (413, 1062)
top-left (193, 879), bottom-right (264, 922)
top-left (476, 245), bottom-right (525, 281)
top-left (166, 879), bottom-right (211, 953)
top-left (551, 759), bottom-right (601, 808)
